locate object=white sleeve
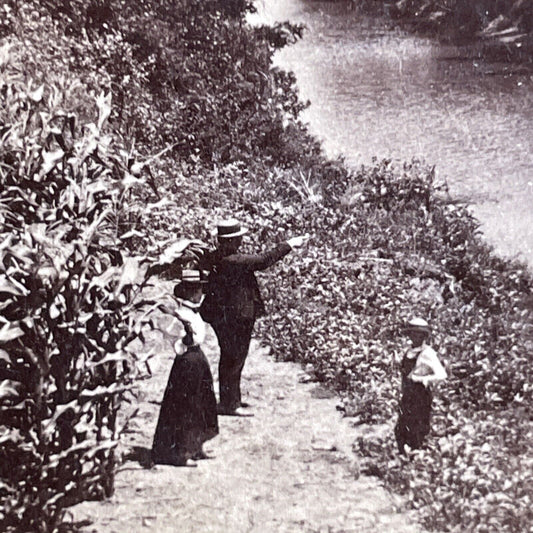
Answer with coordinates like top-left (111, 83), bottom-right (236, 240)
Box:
top-left (415, 345), bottom-right (447, 381)
top-left (177, 307), bottom-right (206, 345)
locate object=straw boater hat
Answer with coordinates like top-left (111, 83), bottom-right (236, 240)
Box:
top-left (405, 317), bottom-right (430, 332)
top-left (177, 269), bottom-right (206, 285)
top-left (217, 218), bottom-right (248, 239)
top-left (173, 269), bottom-right (206, 299)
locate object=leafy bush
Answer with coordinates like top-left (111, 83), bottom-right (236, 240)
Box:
top-left (254, 158), bottom-right (532, 532)
top-left (20, 0), bottom-right (310, 167)
top-left (0, 57), bottom-right (156, 531)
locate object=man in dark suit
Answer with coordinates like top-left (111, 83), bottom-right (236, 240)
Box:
top-left (200, 219), bottom-right (306, 416)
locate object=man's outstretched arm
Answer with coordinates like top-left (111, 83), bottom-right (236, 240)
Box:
top-left (223, 236), bottom-right (308, 271)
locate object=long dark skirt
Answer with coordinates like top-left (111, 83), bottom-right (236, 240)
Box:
top-left (395, 381), bottom-right (432, 453)
top-left (152, 345), bottom-right (218, 465)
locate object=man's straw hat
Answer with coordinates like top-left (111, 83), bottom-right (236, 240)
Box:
top-left (217, 219), bottom-right (248, 239)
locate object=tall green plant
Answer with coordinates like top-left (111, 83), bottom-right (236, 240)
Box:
top-left (0, 65), bottom-right (155, 531)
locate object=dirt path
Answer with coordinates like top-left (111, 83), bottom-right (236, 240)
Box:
top-left (71, 316), bottom-right (423, 533)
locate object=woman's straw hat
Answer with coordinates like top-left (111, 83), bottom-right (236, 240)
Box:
top-left (174, 271), bottom-right (206, 299)
top-left (180, 269), bottom-right (206, 284)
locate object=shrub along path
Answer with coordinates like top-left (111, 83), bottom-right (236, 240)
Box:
top-left (70, 297), bottom-right (423, 533)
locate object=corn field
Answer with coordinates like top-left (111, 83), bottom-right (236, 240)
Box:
top-left (0, 65), bottom-right (157, 531)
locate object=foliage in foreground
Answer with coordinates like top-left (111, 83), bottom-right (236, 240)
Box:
top-left (0, 58), bottom-right (162, 529)
top-left (0, 1), bottom-right (310, 530)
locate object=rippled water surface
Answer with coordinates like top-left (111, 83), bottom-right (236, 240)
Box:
top-left (251, 0), bottom-right (533, 265)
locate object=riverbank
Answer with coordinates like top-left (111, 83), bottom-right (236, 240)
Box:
top-left (259, 0), bottom-right (533, 266)
top-left (2, 2), bottom-right (532, 532)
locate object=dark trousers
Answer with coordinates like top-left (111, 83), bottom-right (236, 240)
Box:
top-left (211, 317), bottom-right (255, 411)
top-left (394, 386), bottom-right (432, 453)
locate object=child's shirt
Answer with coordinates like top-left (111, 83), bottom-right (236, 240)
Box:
top-left (406, 343), bottom-right (447, 387)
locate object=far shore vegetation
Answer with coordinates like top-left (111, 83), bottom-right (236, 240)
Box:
top-left (372, 0), bottom-right (533, 62)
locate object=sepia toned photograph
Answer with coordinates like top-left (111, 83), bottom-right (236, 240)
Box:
top-left (1, 1), bottom-right (532, 532)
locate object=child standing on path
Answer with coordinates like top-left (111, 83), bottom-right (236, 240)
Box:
top-left (395, 317), bottom-right (447, 454)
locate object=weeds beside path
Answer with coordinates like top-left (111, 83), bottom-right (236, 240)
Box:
top-left (71, 309), bottom-right (423, 533)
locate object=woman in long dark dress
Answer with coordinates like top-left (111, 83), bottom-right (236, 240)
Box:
top-left (395, 318), bottom-right (447, 454)
top-left (152, 271), bottom-right (218, 466)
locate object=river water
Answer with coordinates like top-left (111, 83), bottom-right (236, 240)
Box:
top-left (250, 0), bottom-right (533, 266)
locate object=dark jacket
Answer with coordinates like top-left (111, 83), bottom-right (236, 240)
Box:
top-left (199, 242), bottom-right (291, 323)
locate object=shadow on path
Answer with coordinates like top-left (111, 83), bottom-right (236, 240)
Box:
top-left (122, 446), bottom-right (154, 470)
